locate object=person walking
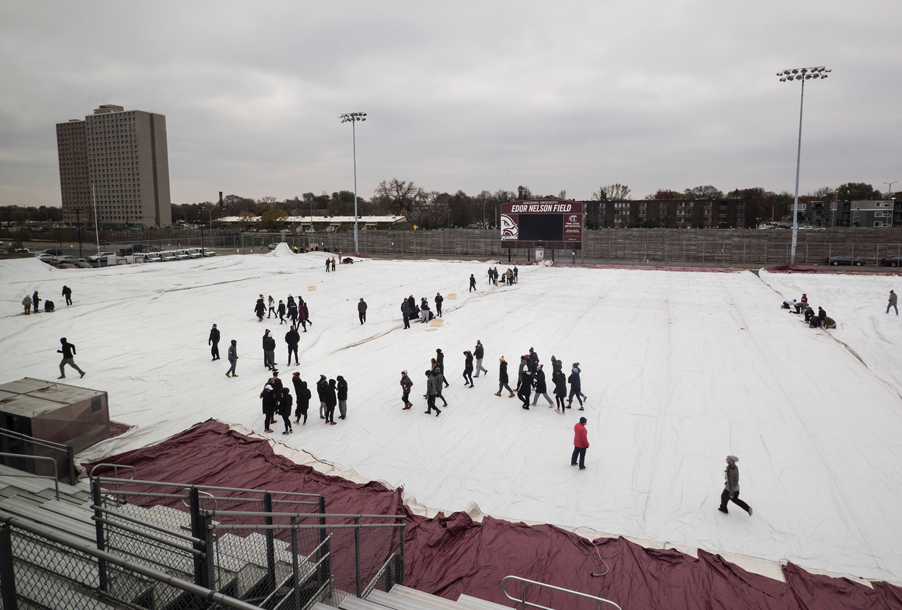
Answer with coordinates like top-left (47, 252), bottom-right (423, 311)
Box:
top-left (62, 285), bottom-right (72, 306)
top-left (331, 258), bottom-right (336, 272)
top-left (568, 363), bottom-right (586, 410)
top-left (254, 297), bottom-right (266, 322)
top-left (267, 296), bottom-right (276, 318)
top-left (298, 299), bottom-right (309, 332)
top-left (57, 338), bottom-right (86, 379)
top-left (424, 370), bottom-right (441, 416)
top-left (325, 379), bottom-right (338, 425)
top-left (226, 340), bottom-right (238, 377)
top-left (288, 299), bottom-right (298, 326)
top-left (552, 368), bottom-right (567, 413)
top-left (432, 359), bottom-right (449, 406)
top-left (473, 341), bottom-right (488, 377)
top-left (32, 291), bottom-right (41, 314)
top-left (285, 326), bottom-right (300, 366)
top-left (435, 293), bottom-right (443, 317)
top-left (517, 368), bottom-right (532, 409)
top-left (462, 350), bottom-right (474, 387)
top-left (279, 388), bottom-right (293, 434)
top-left (400, 370), bottom-right (413, 409)
top-left (22, 294), bottom-right (32, 315)
top-left (358, 298), bottom-right (368, 324)
top-left (209, 324), bottom-right (221, 360)
top-left (325, 258), bottom-right (331, 273)
top-left (527, 348), bottom-right (539, 374)
top-left (277, 300), bottom-right (286, 324)
top-left (435, 349), bottom-right (449, 388)
top-left (469, 274), bottom-right (476, 292)
top-left (260, 384), bottom-right (277, 433)
top-left (316, 375), bottom-right (329, 420)
top-left (571, 417), bottom-right (589, 470)
top-left (401, 300), bottom-right (411, 329)
top-left (718, 456), bottom-right (753, 516)
top-left (532, 365), bottom-right (554, 407)
top-left (337, 376), bottom-right (349, 419)
top-left (495, 356), bottom-right (515, 397)
top-left (888, 290), bottom-right (898, 315)
top-left (493, 267), bottom-right (499, 286)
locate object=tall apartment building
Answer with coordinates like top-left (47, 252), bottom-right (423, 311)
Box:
top-left (57, 104), bottom-right (171, 228)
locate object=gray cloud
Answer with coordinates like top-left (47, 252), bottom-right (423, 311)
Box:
top-left (2, 0), bottom-right (901, 207)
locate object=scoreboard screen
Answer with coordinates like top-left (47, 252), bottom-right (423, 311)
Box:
top-left (500, 200), bottom-right (583, 249)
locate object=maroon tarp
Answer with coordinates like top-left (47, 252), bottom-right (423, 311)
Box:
top-left (764, 264), bottom-right (824, 274)
top-left (87, 420), bottom-right (902, 609)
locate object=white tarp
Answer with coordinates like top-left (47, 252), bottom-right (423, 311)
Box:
top-left (2, 255), bottom-right (901, 583)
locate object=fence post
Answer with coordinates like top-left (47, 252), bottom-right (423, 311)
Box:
top-left (0, 524), bottom-right (18, 610)
top-left (355, 516), bottom-right (362, 597)
top-left (189, 487), bottom-right (211, 588)
top-left (67, 445), bottom-right (76, 486)
top-left (264, 492), bottom-right (276, 594)
top-left (291, 517), bottom-right (300, 610)
top-left (92, 477), bottom-right (108, 591)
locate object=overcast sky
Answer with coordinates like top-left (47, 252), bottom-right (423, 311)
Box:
top-left (2, 1), bottom-right (900, 207)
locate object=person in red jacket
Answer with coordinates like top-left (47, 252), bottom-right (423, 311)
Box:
top-left (571, 417), bottom-right (589, 470)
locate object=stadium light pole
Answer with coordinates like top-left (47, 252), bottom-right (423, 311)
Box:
top-left (778, 66), bottom-right (830, 264)
top-left (339, 112), bottom-right (366, 254)
top-left (885, 181), bottom-right (897, 199)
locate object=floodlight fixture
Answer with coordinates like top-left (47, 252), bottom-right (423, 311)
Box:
top-left (777, 66), bottom-right (831, 263)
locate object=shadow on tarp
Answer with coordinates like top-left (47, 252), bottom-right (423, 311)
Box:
top-left (85, 420), bottom-right (902, 610)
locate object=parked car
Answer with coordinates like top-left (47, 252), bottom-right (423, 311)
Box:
top-left (827, 256), bottom-right (864, 266)
top-left (200, 248), bottom-right (216, 257)
top-left (88, 251), bottom-right (117, 262)
top-left (38, 254), bottom-right (60, 265)
top-left (14, 248), bottom-right (32, 254)
top-left (160, 251), bottom-right (179, 262)
top-left (118, 244), bottom-right (146, 256)
top-left (57, 262), bottom-right (77, 269)
top-left (880, 256), bottom-right (902, 267)
top-left (74, 261), bottom-right (93, 269)
top-left (268, 243), bottom-right (279, 250)
top-left (141, 252), bottom-right (163, 263)
top-left (39, 249), bottom-right (64, 256)
top-left (58, 255), bottom-right (79, 263)
top-left (185, 248), bottom-right (204, 259)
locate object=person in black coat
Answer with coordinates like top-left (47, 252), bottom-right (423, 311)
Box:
top-left (300, 299), bottom-right (312, 328)
top-left (292, 373), bottom-right (311, 424)
top-left (552, 369), bottom-right (567, 413)
top-left (285, 326), bottom-right (300, 366)
top-left (62, 285), bottom-right (72, 306)
top-left (57, 337), bottom-right (86, 379)
top-left (568, 364), bottom-right (585, 410)
top-left (261, 384), bottom-right (277, 433)
top-left (531, 365), bottom-right (554, 407)
top-left (401, 300), bottom-right (411, 329)
top-left (462, 350), bottom-right (474, 387)
top-left (406, 295), bottom-right (416, 313)
top-left (288, 300), bottom-right (298, 326)
top-left (435, 293), bottom-right (444, 317)
top-left (279, 388), bottom-right (293, 434)
top-left (517, 369), bottom-right (532, 409)
top-left (325, 379), bottom-right (338, 424)
top-left (337, 376), bottom-right (349, 419)
top-left (32, 291), bottom-right (41, 313)
top-left (277, 300), bottom-right (286, 324)
top-left (208, 324), bottom-right (221, 360)
top-left (436, 349), bottom-right (449, 388)
top-left (469, 274), bottom-right (476, 292)
top-left (495, 357), bottom-right (513, 397)
top-left (316, 375), bottom-right (328, 420)
top-left (358, 299), bottom-right (367, 324)
top-left (254, 297), bottom-right (266, 322)
top-left (527, 348), bottom-right (539, 374)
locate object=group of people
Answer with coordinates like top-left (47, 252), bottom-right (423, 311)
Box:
top-left (400, 294), bottom-right (443, 328)
top-left (257, 369), bottom-right (351, 433)
top-left (254, 293), bottom-right (313, 330)
top-left (487, 266), bottom-right (517, 286)
top-left (398, 343), bottom-right (587, 418)
top-left (781, 293), bottom-right (836, 329)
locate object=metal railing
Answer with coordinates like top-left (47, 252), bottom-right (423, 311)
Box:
top-left (0, 510), bottom-right (263, 610)
top-left (0, 429), bottom-right (76, 485)
top-left (0, 453), bottom-right (60, 500)
top-left (501, 575), bottom-right (622, 610)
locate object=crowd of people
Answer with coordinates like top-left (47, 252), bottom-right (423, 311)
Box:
top-left (781, 293), bottom-right (836, 329)
top-left (21, 287), bottom-right (71, 314)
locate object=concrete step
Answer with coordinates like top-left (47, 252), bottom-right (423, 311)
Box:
top-left (368, 589), bottom-right (444, 610)
top-left (390, 585), bottom-right (462, 609)
top-left (0, 496), bottom-right (97, 543)
top-left (12, 562), bottom-right (113, 609)
top-left (456, 593), bottom-right (515, 609)
top-left (340, 594), bottom-right (389, 609)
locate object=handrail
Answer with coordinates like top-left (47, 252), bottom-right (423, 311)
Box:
top-left (0, 452), bottom-right (59, 500)
top-left (0, 428), bottom-right (69, 452)
top-left (181, 489), bottom-right (218, 512)
top-left (92, 516), bottom-right (204, 557)
top-left (91, 505), bottom-right (202, 544)
top-left (501, 575), bottom-right (622, 610)
top-left (93, 476), bottom-right (322, 498)
top-left (206, 510), bottom-right (405, 519)
top-left (89, 463), bottom-right (137, 484)
top-left (0, 509), bottom-right (262, 610)
top-left (362, 552), bottom-right (396, 599)
top-left (211, 523), bottom-right (403, 531)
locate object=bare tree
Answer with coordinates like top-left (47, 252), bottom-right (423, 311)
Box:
top-left (372, 179), bottom-right (426, 214)
top-left (683, 185), bottom-right (723, 200)
top-left (809, 186), bottom-right (836, 202)
top-left (593, 184), bottom-right (631, 201)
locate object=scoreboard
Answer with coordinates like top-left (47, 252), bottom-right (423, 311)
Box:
top-left (500, 200), bottom-right (583, 250)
